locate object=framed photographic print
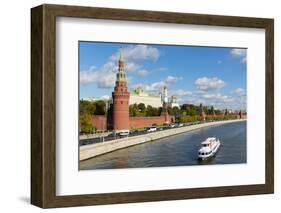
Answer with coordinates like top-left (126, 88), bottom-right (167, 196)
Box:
top-left (31, 4), bottom-right (274, 208)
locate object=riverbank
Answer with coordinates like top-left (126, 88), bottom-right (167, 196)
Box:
top-left (80, 119), bottom-right (246, 161)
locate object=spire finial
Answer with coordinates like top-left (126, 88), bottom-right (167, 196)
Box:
top-left (119, 48), bottom-right (124, 61)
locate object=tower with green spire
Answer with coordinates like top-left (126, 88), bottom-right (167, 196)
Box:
top-left (112, 49), bottom-right (130, 130)
top-left (116, 50), bottom-right (126, 81)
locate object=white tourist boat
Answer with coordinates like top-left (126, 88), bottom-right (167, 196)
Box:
top-left (198, 137), bottom-right (221, 160)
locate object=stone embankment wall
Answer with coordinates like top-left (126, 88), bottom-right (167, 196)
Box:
top-left (80, 119), bottom-right (246, 161)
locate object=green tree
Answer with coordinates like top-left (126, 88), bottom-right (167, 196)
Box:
top-left (129, 104), bottom-right (138, 116)
top-left (186, 107), bottom-right (197, 116)
top-left (146, 105), bottom-right (153, 116)
top-left (151, 107), bottom-right (159, 116)
top-left (210, 106), bottom-right (215, 115)
top-left (80, 114), bottom-right (94, 134)
top-left (137, 103), bottom-right (146, 113)
top-left (180, 104), bottom-right (188, 111)
top-left (157, 107), bottom-right (163, 116)
top-left (145, 105), bottom-right (159, 116)
top-left (80, 100), bottom-right (96, 115)
top-left (172, 106), bottom-right (180, 116)
top-left (94, 100), bottom-right (106, 115)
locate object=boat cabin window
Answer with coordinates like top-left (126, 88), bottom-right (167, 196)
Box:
top-left (203, 144), bottom-right (209, 147)
top-left (200, 151), bottom-right (212, 155)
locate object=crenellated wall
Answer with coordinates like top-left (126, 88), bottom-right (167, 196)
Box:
top-left (92, 114), bottom-right (175, 130)
top-left (129, 115), bottom-right (175, 129)
top-left (92, 114), bottom-right (245, 131)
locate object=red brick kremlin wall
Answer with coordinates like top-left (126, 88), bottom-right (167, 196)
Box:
top-left (92, 114), bottom-right (246, 130)
top-left (92, 115), bottom-right (175, 131)
top-left (92, 115), bottom-right (107, 130)
top-left (129, 115), bottom-right (175, 129)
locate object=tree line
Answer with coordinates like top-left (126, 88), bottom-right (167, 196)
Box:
top-left (80, 100), bottom-right (228, 118)
top-left (129, 103), bottom-right (224, 117)
top-left (79, 100), bottom-right (238, 134)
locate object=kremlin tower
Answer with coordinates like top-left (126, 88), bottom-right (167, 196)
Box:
top-left (112, 50), bottom-right (130, 131)
top-left (199, 103), bottom-right (206, 121)
top-left (161, 85), bottom-right (170, 123)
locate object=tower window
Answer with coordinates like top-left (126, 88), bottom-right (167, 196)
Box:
top-left (121, 101), bottom-right (123, 104)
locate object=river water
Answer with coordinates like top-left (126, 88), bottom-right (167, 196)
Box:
top-left (80, 121), bottom-right (247, 170)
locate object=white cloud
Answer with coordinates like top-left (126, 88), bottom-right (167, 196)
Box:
top-left (194, 90), bottom-right (207, 95)
top-left (230, 48), bottom-right (247, 64)
top-left (80, 62), bottom-right (117, 88)
top-left (195, 77), bottom-right (226, 91)
top-left (148, 81), bottom-right (166, 91)
top-left (100, 95), bottom-right (110, 100)
top-left (171, 89), bottom-right (192, 97)
top-left (137, 69), bottom-right (148, 77)
top-left (232, 88), bottom-right (245, 95)
top-left (80, 45), bottom-right (162, 88)
top-left (201, 93), bottom-right (228, 100)
top-left (179, 84), bottom-right (246, 110)
top-left (132, 75), bottom-right (182, 93)
top-left (133, 82), bottom-right (164, 93)
top-left (181, 88), bottom-right (246, 110)
top-left (126, 62), bottom-right (141, 72)
top-left (110, 45), bottom-right (160, 62)
top-left (230, 48), bottom-right (247, 57)
top-left (165, 75), bottom-right (182, 84)
top-left (235, 88), bottom-right (244, 93)
top-left (158, 67), bottom-right (168, 71)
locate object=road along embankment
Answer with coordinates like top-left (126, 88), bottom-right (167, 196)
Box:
top-left (80, 119), bottom-right (246, 161)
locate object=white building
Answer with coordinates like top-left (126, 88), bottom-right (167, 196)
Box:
top-left (169, 95), bottom-right (180, 108)
top-left (129, 87), bottom-right (162, 108)
top-left (83, 86), bottom-right (180, 109)
top-left (129, 86), bottom-right (180, 109)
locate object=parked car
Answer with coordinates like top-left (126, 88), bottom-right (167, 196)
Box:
top-left (146, 126), bottom-right (157, 132)
top-left (118, 130), bottom-right (130, 137)
top-left (169, 123), bottom-right (176, 128)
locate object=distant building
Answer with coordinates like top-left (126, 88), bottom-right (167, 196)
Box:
top-left (169, 95), bottom-right (180, 108)
top-left (129, 87), bottom-right (162, 108)
top-left (130, 85), bottom-right (180, 109)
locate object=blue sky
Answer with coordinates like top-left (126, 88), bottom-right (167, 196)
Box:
top-left (79, 42), bottom-right (247, 110)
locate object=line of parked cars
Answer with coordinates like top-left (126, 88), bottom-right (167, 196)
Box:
top-left (118, 122), bottom-right (187, 136)
top-left (80, 121), bottom-right (204, 146)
